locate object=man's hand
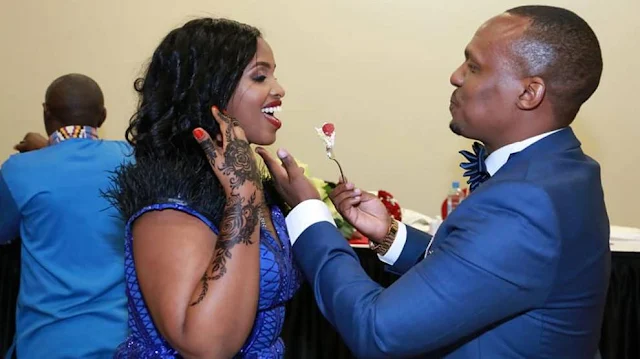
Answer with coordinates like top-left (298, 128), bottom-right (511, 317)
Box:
top-left (255, 147), bottom-right (320, 207)
top-left (330, 182), bottom-right (391, 243)
top-left (14, 133), bottom-right (48, 153)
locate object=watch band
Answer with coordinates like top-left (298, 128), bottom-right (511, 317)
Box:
top-left (369, 218), bottom-right (398, 256)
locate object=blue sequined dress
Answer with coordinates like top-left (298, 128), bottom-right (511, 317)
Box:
top-left (113, 201), bottom-right (300, 358)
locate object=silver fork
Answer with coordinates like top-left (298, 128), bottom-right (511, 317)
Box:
top-left (326, 148), bottom-right (346, 182)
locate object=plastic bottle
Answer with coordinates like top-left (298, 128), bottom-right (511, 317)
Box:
top-left (446, 181), bottom-right (465, 216)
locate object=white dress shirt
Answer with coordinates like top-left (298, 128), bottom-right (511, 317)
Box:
top-left (285, 128), bottom-right (565, 265)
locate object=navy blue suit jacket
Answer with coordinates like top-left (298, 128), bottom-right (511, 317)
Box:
top-left (292, 128), bottom-right (610, 358)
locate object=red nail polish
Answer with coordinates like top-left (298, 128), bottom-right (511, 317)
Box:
top-left (193, 128), bottom-right (205, 140)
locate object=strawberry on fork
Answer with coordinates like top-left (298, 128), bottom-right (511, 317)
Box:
top-left (315, 122), bottom-right (345, 181)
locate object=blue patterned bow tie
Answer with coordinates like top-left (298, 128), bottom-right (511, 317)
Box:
top-left (459, 142), bottom-right (490, 192)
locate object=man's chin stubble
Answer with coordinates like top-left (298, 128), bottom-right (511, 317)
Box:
top-left (449, 121), bottom-right (463, 136)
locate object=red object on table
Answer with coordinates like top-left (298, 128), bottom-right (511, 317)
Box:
top-left (348, 232), bottom-right (369, 245)
top-left (377, 190), bottom-right (402, 222)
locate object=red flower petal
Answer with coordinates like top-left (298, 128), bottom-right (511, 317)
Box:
top-left (377, 190), bottom-right (402, 221)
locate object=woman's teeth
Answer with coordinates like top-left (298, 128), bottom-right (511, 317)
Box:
top-left (261, 106), bottom-right (282, 115)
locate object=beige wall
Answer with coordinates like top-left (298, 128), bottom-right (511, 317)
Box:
top-left (1, 0), bottom-right (638, 226)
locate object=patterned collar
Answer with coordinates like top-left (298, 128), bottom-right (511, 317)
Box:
top-left (48, 125), bottom-right (100, 145)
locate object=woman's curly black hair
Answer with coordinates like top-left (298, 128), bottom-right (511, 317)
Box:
top-left (106, 18), bottom-right (287, 223)
top-left (127, 18), bottom-right (261, 161)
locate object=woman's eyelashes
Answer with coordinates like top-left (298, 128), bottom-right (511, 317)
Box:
top-left (252, 75), bottom-right (267, 83)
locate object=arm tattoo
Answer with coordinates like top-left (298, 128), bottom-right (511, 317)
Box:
top-left (190, 191), bottom-right (261, 306)
top-left (190, 113), bottom-right (264, 306)
top-left (219, 191), bottom-right (260, 246)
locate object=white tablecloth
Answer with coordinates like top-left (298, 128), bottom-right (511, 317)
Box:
top-left (349, 209), bottom-right (640, 253)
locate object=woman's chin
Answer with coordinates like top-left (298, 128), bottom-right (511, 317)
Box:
top-left (250, 135), bottom-right (276, 147)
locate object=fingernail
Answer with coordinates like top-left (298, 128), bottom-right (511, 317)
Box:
top-left (193, 128), bottom-right (205, 140)
top-left (277, 149), bottom-right (288, 159)
top-left (354, 188), bottom-right (361, 195)
top-left (212, 106), bottom-right (219, 113)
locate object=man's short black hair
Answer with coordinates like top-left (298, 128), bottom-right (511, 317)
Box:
top-left (507, 6), bottom-right (603, 123)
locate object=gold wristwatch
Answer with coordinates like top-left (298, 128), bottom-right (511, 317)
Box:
top-left (369, 218), bottom-right (398, 256)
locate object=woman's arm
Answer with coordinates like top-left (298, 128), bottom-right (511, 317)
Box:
top-left (133, 195), bottom-right (261, 358)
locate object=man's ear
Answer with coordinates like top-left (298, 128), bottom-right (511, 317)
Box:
top-left (43, 103), bottom-right (59, 135)
top-left (517, 77), bottom-right (545, 111)
top-left (97, 107), bottom-right (107, 128)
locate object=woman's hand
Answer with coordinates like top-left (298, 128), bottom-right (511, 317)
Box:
top-left (192, 105), bottom-right (263, 261)
top-left (193, 106), bottom-right (262, 197)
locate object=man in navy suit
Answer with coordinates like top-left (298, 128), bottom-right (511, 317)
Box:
top-left (258, 5), bottom-right (609, 358)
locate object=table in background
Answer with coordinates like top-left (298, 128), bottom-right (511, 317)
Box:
top-left (0, 239), bottom-right (19, 355)
top-left (1, 243), bottom-right (638, 358)
top-left (281, 247), bottom-right (640, 359)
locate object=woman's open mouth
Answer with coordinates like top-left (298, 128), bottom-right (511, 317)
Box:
top-left (262, 101), bottom-right (282, 129)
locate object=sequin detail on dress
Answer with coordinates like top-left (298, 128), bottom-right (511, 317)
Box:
top-left (113, 202), bottom-right (300, 358)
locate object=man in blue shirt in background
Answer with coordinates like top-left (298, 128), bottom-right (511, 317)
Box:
top-left (1, 73), bottom-right (130, 358)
